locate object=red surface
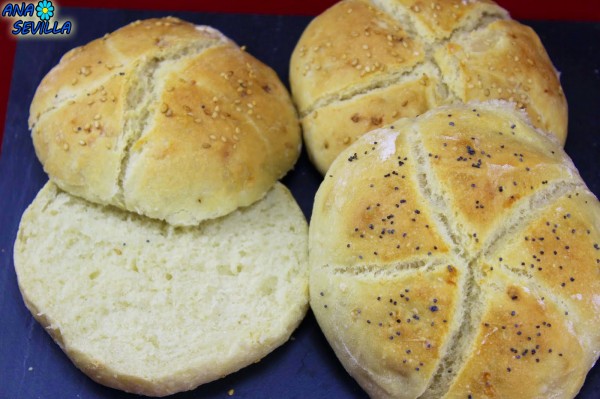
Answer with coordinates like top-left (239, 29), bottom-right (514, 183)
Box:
top-left (1, 0), bottom-right (599, 155)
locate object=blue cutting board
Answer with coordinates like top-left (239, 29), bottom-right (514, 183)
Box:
top-left (0, 8), bottom-right (598, 399)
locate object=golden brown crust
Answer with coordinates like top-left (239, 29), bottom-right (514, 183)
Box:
top-left (290, 0), bottom-right (425, 113)
top-left (435, 19), bottom-right (568, 143)
top-left (290, 0), bottom-right (567, 174)
top-left (416, 103), bottom-right (574, 253)
top-left (374, 0), bottom-right (507, 41)
top-left (445, 271), bottom-right (591, 399)
top-left (309, 102), bottom-right (599, 399)
top-left (310, 125), bottom-right (450, 267)
top-left (122, 45), bottom-right (300, 225)
top-left (30, 17), bottom-right (301, 225)
top-left (486, 190), bottom-right (600, 348)
top-left (32, 75), bottom-right (127, 203)
top-left (310, 263), bottom-right (464, 399)
top-left (29, 17), bottom-right (216, 129)
top-left (302, 72), bottom-right (441, 174)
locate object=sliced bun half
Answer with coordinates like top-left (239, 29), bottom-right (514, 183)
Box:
top-left (14, 182), bottom-right (308, 396)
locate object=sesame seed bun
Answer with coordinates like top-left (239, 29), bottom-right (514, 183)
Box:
top-left (30, 17), bottom-right (301, 226)
top-left (290, 0), bottom-right (568, 174)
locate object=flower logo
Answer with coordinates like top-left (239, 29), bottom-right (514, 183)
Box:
top-left (36, 0), bottom-right (54, 21)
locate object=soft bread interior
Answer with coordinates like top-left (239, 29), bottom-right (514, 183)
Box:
top-left (14, 182), bottom-right (308, 397)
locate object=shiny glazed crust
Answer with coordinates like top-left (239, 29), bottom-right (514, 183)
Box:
top-left (309, 102), bottom-right (599, 399)
top-left (30, 17), bottom-right (301, 225)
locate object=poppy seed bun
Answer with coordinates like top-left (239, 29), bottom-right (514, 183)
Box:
top-left (14, 182), bottom-right (308, 397)
top-left (309, 102), bottom-right (599, 398)
top-left (290, 0), bottom-right (567, 174)
top-left (29, 17), bottom-right (301, 225)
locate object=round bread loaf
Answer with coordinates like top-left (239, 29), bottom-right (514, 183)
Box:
top-left (29, 17), bottom-right (301, 226)
top-left (309, 102), bottom-right (599, 398)
top-left (290, 0), bottom-right (568, 174)
top-left (14, 182), bottom-right (308, 397)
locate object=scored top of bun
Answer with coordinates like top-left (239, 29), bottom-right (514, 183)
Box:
top-left (30, 17), bottom-right (301, 226)
top-left (290, 0), bottom-right (567, 174)
top-left (309, 101), bottom-right (599, 399)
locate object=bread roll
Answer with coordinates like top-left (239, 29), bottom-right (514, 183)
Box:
top-left (309, 102), bottom-right (599, 398)
top-left (30, 17), bottom-right (301, 225)
top-left (14, 182), bottom-right (308, 396)
top-left (290, 0), bottom-right (567, 174)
